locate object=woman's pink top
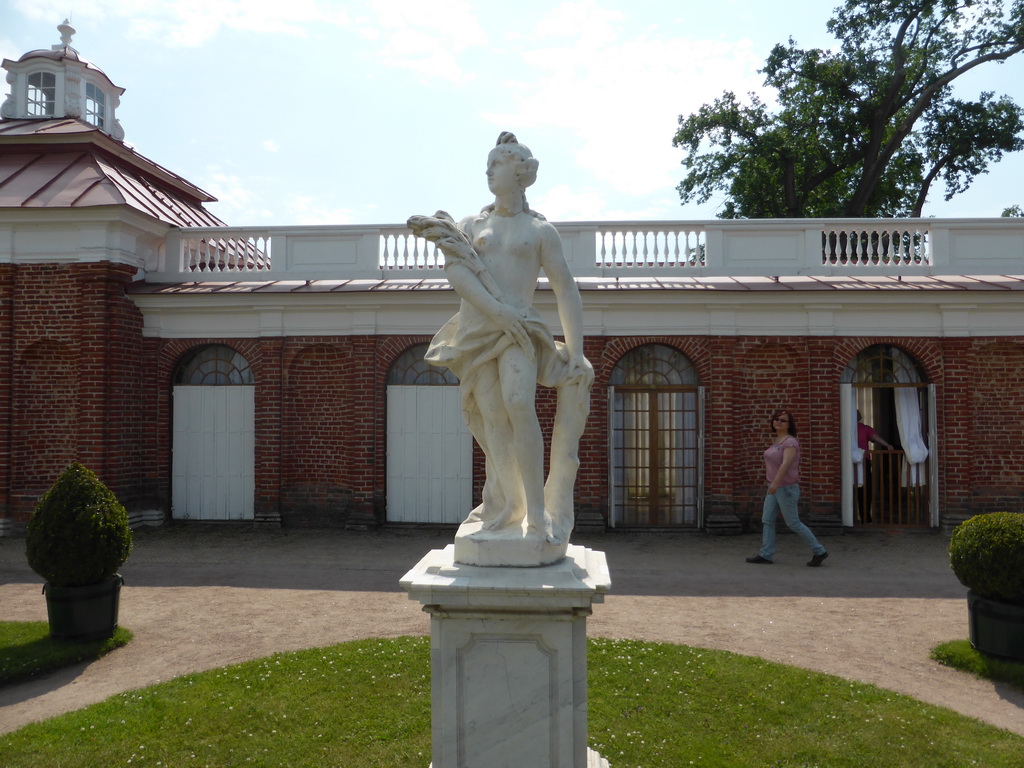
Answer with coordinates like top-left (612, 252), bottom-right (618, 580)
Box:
top-left (857, 422), bottom-right (877, 450)
top-left (764, 435), bottom-right (800, 487)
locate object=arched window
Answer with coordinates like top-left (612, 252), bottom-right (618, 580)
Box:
top-left (387, 344), bottom-right (458, 385)
top-left (27, 72), bottom-right (56, 116)
top-left (174, 345), bottom-right (254, 385)
top-left (610, 344), bottom-right (701, 528)
top-left (610, 344), bottom-right (699, 386)
top-left (842, 344), bottom-right (924, 385)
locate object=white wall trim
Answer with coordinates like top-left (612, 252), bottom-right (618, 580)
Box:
top-left (129, 289), bottom-right (1024, 339)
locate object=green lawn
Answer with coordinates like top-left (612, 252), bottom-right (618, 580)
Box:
top-left (0, 621), bottom-right (132, 686)
top-left (931, 639), bottom-right (1024, 692)
top-left (3, 635), bottom-right (1022, 767)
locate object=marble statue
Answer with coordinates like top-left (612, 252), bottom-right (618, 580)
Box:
top-left (408, 132), bottom-right (593, 566)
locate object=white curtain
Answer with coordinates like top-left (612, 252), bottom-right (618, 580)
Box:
top-left (851, 398), bottom-right (865, 485)
top-left (893, 349), bottom-right (928, 486)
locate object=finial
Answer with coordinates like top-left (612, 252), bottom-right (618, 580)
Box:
top-left (58, 19), bottom-right (76, 48)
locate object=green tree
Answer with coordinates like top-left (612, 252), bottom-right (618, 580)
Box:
top-left (674, 0), bottom-right (1024, 218)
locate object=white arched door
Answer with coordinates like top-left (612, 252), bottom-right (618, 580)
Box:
top-left (386, 344), bottom-right (472, 524)
top-left (171, 345), bottom-right (255, 521)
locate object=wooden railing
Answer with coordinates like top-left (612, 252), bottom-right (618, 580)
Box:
top-left (854, 449), bottom-right (929, 528)
top-left (148, 218), bottom-right (1024, 282)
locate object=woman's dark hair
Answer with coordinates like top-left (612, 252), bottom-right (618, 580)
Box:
top-left (770, 409), bottom-right (797, 437)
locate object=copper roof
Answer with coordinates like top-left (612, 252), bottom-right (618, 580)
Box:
top-left (8, 45), bottom-right (110, 79)
top-left (0, 118), bottom-right (224, 228)
top-left (125, 274), bottom-right (1024, 295)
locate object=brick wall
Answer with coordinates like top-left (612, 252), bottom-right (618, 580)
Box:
top-left (136, 331), bottom-right (1024, 530)
top-left (0, 265), bottom-right (10, 520)
top-left (967, 341), bottom-right (1024, 513)
top-left (6, 268), bottom-right (1024, 532)
top-left (0, 262), bottom-right (145, 525)
top-left (281, 341), bottom-right (352, 527)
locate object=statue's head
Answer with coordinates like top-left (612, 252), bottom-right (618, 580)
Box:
top-left (489, 132), bottom-right (539, 191)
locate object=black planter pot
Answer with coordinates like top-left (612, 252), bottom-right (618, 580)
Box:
top-left (967, 590), bottom-right (1024, 662)
top-left (43, 575), bottom-right (124, 642)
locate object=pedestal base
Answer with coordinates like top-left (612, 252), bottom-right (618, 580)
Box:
top-left (402, 544), bottom-right (611, 768)
top-left (429, 748), bottom-right (609, 768)
top-left (454, 518), bottom-right (568, 566)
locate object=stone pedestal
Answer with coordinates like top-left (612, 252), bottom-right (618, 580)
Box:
top-left (401, 544), bottom-right (611, 768)
top-left (453, 519), bottom-right (568, 566)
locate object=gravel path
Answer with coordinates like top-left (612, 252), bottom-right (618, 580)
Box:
top-left (2, 526), bottom-right (1022, 737)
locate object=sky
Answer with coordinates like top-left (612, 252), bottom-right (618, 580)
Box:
top-left (3, 0), bottom-right (1024, 226)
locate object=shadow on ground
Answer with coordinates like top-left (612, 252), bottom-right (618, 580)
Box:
top-left (1, 525), bottom-right (967, 599)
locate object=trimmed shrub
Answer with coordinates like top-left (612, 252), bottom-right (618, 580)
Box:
top-left (949, 512), bottom-right (1024, 606)
top-left (26, 463), bottom-right (132, 588)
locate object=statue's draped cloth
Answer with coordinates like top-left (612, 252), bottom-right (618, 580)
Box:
top-left (428, 306), bottom-right (588, 532)
top-left (428, 307), bottom-right (566, 386)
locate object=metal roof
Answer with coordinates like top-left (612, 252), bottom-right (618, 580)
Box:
top-left (125, 273), bottom-right (1024, 295)
top-left (0, 118), bottom-right (224, 228)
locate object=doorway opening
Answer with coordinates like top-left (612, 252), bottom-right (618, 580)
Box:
top-left (841, 345), bottom-right (934, 528)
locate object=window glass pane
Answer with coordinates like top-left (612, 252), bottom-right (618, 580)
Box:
top-left (610, 344), bottom-right (698, 386)
top-left (610, 345), bottom-right (700, 527)
top-left (174, 345), bottom-right (254, 385)
top-left (842, 344), bottom-right (925, 384)
top-left (85, 83), bottom-right (105, 128)
top-left (27, 72), bottom-right (56, 116)
top-left (387, 344), bottom-right (458, 385)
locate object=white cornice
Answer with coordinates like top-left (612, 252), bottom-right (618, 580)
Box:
top-left (0, 207), bottom-right (168, 269)
top-left (128, 287), bottom-right (1024, 339)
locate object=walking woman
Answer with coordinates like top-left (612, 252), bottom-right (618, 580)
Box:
top-left (746, 409), bottom-right (829, 567)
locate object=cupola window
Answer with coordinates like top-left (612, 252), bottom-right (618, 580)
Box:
top-left (85, 82), bottom-right (105, 128)
top-left (27, 72), bottom-right (56, 116)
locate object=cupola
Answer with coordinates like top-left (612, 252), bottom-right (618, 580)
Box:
top-left (1, 20), bottom-right (125, 140)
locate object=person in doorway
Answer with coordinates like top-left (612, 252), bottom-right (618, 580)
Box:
top-left (856, 410), bottom-right (893, 523)
top-left (746, 409), bottom-right (829, 567)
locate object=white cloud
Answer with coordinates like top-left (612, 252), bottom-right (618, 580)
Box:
top-left (287, 196), bottom-right (357, 225)
top-left (533, 183), bottom-right (609, 221)
top-left (262, 139), bottom-right (280, 153)
top-left (0, 35), bottom-right (21, 61)
top-left (372, 28), bottom-right (471, 83)
top-left (529, 1), bottom-right (624, 51)
top-left (479, 3), bottom-right (765, 213)
top-left (13, 0), bottom-right (351, 48)
top-left (199, 167), bottom-right (265, 220)
top-left (125, 0), bottom-right (341, 47)
top-left (9, 0), bottom-right (76, 23)
top-left (361, 0), bottom-right (487, 84)
top-left (369, 0), bottom-right (486, 39)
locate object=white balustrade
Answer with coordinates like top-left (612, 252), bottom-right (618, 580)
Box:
top-left (148, 219), bottom-right (1024, 283)
top-left (379, 226), bottom-right (444, 270)
top-left (820, 226), bottom-right (929, 267)
top-left (176, 231), bottom-right (272, 274)
top-left (597, 226), bottom-right (705, 269)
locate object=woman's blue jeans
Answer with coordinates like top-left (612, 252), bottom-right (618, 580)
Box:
top-left (759, 484), bottom-right (826, 561)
